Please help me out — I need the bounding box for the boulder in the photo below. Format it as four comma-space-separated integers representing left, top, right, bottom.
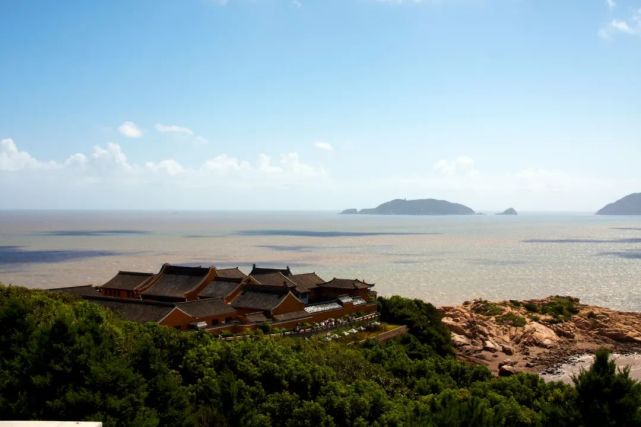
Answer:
601, 329, 641, 343
442, 317, 468, 336
484, 340, 500, 353
518, 322, 559, 348
499, 359, 515, 368
499, 365, 518, 377
451, 333, 472, 347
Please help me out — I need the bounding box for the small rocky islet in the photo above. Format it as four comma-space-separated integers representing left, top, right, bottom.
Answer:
497, 207, 518, 215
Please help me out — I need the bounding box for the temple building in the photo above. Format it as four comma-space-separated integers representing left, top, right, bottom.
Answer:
53, 263, 378, 334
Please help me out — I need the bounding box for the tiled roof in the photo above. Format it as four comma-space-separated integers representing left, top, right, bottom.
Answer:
50, 285, 101, 297
319, 278, 374, 290
290, 272, 325, 293
245, 312, 269, 323
251, 272, 297, 288
250, 264, 292, 276
84, 296, 174, 323
198, 280, 243, 299
215, 267, 247, 280
100, 271, 153, 290
231, 290, 289, 312
176, 298, 237, 318
141, 265, 213, 299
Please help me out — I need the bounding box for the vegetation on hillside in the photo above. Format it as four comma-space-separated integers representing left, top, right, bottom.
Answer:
1, 285, 640, 426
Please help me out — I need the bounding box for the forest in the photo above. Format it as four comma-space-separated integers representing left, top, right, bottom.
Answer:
1, 285, 640, 426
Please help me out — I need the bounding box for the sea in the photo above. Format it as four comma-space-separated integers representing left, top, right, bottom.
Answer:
1, 210, 641, 311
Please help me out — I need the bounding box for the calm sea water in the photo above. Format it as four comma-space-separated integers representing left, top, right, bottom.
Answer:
1, 210, 641, 311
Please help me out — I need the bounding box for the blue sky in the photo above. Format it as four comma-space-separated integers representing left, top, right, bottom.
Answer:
1, 0, 640, 211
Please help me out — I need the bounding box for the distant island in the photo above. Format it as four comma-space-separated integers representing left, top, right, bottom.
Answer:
341, 198, 475, 215
596, 193, 641, 215
497, 208, 518, 215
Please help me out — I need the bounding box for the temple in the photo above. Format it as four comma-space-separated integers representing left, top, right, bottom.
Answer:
53, 263, 378, 334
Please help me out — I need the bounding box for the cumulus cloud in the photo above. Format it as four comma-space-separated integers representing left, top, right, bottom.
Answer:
600, 8, 641, 38
606, 0, 616, 8
314, 141, 334, 152
434, 156, 477, 177
155, 123, 208, 144
2, 138, 324, 184
203, 154, 251, 174
155, 124, 194, 136
117, 121, 143, 138
91, 143, 132, 171
145, 159, 185, 176
0, 138, 58, 171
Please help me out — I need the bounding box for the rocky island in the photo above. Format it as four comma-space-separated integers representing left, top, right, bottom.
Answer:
440, 296, 641, 377
596, 193, 641, 215
342, 198, 475, 215
497, 208, 518, 215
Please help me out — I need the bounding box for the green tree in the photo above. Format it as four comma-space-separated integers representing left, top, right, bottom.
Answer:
573, 348, 641, 427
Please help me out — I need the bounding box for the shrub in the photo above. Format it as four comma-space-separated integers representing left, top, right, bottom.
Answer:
497, 312, 527, 327
472, 300, 505, 317
378, 295, 452, 356
540, 296, 579, 322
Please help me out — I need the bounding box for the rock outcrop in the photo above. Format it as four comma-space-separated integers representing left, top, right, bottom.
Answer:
440, 296, 641, 376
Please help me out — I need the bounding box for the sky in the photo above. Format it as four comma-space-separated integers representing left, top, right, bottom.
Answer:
1, 0, 640, 211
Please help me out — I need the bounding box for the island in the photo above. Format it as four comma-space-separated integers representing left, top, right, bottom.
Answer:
497, 208, 518, 215
342, 198, 475, 215
340, 208, 358, 214
596, 193, 641, 215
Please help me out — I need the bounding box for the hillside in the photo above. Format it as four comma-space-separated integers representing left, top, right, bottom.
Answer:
597, 193, 641, 215
2, 285, 641, 426
344, 198, 475, 215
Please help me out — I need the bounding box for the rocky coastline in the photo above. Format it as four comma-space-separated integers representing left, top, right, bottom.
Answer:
439, 296, 641, 378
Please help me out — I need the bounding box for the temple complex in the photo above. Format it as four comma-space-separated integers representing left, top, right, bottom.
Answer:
53, 263, 378, 334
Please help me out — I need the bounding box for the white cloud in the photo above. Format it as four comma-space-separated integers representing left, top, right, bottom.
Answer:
91, 143, 133, 171
145, 159, 185, 176
202, 154, 250, 174
117, 121, 143, 138
257, 154, 283, 174
314, 141, 334, 152
606, 0, 616, 9
279, 152, 321, 177
64, 153, 88, 168
600, 8, 641, 38
155, 124, 194, 136
0, 138, 58, 171
434, 156, 477, 177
